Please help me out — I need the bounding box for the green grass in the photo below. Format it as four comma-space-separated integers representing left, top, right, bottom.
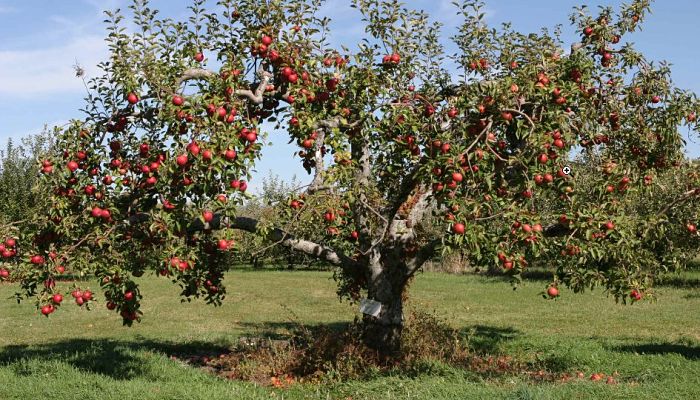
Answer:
0, 269, 698, 399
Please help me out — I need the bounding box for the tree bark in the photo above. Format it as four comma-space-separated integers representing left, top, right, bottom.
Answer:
361, 251, 408, 356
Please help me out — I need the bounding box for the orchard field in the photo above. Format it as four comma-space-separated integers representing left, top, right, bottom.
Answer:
0, 267, 697, 400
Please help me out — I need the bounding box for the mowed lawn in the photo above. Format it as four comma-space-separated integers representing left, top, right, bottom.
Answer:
0, 268, 698, 400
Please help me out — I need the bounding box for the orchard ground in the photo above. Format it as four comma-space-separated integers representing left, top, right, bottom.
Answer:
0, 267, 698, 400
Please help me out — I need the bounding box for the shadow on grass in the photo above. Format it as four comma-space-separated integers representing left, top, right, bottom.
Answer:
235, 320, 350, 340
611, 342, 700, 360
473, 268, 700, 289
655, 275, 700, 289
0, 322, 576, 382
230, 264, 334, 273
460, 325, 520, 354
0, 338, 229, 380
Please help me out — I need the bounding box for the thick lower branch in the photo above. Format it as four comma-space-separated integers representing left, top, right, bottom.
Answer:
385, 158, 426, 223
406, 238, 441, 276
129, 213, 357, 268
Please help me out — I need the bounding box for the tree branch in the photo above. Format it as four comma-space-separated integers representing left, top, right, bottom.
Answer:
658, 188, 700, 216
234, 69, 273, 104
388, 188, 432, 242
384, 157, 426, 223
501, 108, 535, 135
351, 137, 374, 256
128, 213, 358, 269
176, 67, 272, 105
307, 128, 326, 193
406, 238, 441, 277
218, 216, 356, 267
175, 68, 217, 86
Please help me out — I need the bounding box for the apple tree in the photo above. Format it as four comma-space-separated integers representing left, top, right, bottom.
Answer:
2, 0, 700, 354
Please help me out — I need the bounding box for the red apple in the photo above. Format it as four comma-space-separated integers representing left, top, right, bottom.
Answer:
547, 287, 559, 297
127, 92, 139, 104
187, 142, 200, 155
30, 255, 44, 265
452, 223, 466, 235
51, 293, 63, 304
176, 154, 188, 167
91, 207, 102, 218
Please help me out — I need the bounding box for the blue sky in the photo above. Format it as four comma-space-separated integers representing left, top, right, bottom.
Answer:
1, 0, 699, 193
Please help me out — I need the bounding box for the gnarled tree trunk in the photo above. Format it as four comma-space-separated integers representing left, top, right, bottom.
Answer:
360, 248, 413, 355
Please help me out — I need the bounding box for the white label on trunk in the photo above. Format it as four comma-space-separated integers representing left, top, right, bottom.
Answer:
359, 298, 382, 317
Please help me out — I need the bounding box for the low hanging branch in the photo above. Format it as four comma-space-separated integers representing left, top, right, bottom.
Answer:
206, 215, 358, 268
130, 211, 354, 281
128, 212, 358, 270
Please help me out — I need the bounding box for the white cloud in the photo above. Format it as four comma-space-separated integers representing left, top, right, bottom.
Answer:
0, 36, 107, 97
